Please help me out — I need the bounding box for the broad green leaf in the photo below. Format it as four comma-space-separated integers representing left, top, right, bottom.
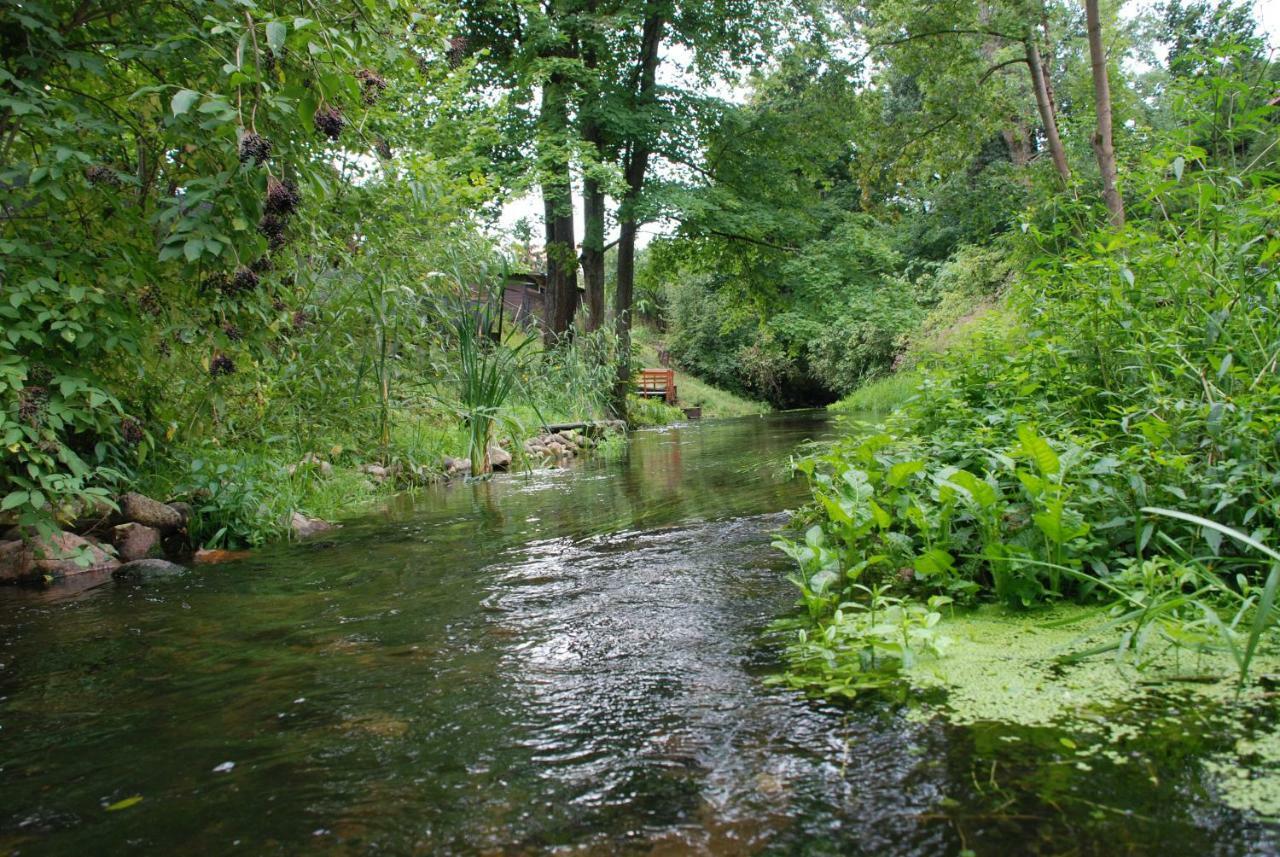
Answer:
947, 470, 997, 508
914, 549, 954, 577
887, 460, 923, 487
266, 21, 287, 51
1, 490, 30, 511
171, 89, 199, 116
1016, 425, 1059, 476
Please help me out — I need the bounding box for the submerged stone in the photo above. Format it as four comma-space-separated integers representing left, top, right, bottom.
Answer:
113, 558, 188, 580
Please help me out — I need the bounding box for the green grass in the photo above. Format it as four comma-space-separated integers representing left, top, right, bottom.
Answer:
632, 327, 769, 418
830, 372, 920, 416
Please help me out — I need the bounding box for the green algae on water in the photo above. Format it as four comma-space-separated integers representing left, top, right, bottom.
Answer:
892, 604, 1280, 818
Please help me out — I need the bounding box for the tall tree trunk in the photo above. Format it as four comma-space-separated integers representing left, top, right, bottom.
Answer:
611, 8, 665, 416
1026, 34, 1071, 185
579, 0, 607, 333
1001, 122, 1033, 168
539, 74, 579, 343
1085, 0, 1125, 227
581, 172, 606, 331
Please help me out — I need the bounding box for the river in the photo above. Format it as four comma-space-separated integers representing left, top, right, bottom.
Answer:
0, 411, 1275, 854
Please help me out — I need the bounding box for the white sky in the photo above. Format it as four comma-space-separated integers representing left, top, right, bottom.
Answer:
495, 0, 1279, 253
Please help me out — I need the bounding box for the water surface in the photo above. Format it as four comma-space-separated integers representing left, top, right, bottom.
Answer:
0, 411, 1275, 854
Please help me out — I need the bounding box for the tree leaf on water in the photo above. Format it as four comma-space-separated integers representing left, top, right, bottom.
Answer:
105, 795, 143, 811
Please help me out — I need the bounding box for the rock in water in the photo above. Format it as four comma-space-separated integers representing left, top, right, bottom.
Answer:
31, 531, 119, 577
487, 445, 513, 472
113, 558, 188, 581
113, 523, 161, 562
0, 540, 34, 583
119, 492, 182, 532
289, 512, 335, 539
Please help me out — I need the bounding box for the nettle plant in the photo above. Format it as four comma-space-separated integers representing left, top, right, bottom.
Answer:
0, 0, 458, 531
777, 424, 1104, 616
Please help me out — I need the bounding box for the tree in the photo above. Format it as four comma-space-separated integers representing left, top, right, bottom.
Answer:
1085, 0, 1124, 226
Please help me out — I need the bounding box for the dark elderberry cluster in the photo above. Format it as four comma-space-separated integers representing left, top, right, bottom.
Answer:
209, 354, 236, 377
120, 417, 145, 446
356, 69, 387, 105
238, 132, 272, 166
313, 105, 346, 140
265, 177, 300, 216
375, 138, 392, 160
259, 177, 301, 249
18, 386, 48, 428
85, 165, 120, 186
231, 266, 259, 295
447, 36, 468, 69
222, 322, 243, 342
137, 286, 162, 316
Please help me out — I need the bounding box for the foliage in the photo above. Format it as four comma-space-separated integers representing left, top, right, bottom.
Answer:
779, 58, 1280, 691
0, 0, 501, 535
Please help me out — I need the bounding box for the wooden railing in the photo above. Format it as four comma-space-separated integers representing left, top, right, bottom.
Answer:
637, 368, 677, 405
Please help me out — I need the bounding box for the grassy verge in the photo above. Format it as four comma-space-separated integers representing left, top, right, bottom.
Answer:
632, 327, 769, 418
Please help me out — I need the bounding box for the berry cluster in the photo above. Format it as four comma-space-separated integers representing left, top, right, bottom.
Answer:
356, 69, 387, 105
209, 354, 236, 377
18, 386, 47, 428
238, 132, 272, 166
85, 165, 119, 186
313, 105, 346, 140
120, 417, 145, 446
447, 36, 468, 69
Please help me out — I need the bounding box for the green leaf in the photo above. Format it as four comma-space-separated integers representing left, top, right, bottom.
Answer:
914, 549, 954, 577
171, 89, 199, 116
868, 498, 891, 529
1016, 425, 1059, 476
1, 490, 30, 511
266, 21, 287, 51
947, 470, 997, 508
887, 460, 923, 487
105, 795, 143, 812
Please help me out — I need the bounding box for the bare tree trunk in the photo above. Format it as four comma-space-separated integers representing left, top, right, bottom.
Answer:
1085, 0, 1125, 227
581, 174, 606, 331
539, 75, 579, 343
612, 7, 665, 417
579, 0, 607, 333
1026, 34, 1071, 184
1001, 121, 1033, 167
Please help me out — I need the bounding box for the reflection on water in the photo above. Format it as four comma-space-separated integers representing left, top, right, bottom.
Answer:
0, 412, 1276, 855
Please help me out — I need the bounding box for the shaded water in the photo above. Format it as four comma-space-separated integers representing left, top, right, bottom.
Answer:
0, 411, 1276, 855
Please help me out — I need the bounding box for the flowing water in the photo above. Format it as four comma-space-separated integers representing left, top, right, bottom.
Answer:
0, 411, 1276, 855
